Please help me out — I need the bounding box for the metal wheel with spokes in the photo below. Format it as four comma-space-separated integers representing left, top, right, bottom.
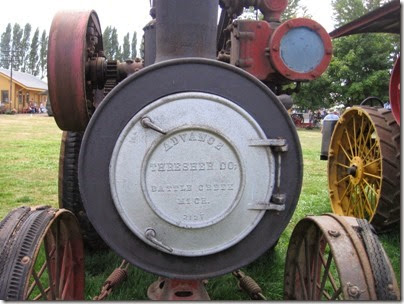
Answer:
284, 214, 399, 300
0, 206, 84, 300
328, 106, 400, 231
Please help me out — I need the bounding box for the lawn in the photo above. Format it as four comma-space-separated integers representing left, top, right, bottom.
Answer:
0, 114, 400, 300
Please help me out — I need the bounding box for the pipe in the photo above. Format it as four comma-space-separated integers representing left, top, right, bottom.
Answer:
155, 0, 218, 62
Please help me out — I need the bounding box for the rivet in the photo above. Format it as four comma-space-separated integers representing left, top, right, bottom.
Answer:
328, 230, 340, 237
346, 282, 363, 299
21, 256, 31, 265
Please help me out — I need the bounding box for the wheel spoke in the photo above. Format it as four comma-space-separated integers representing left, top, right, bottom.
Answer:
336, 162, 350, 169
331, 286, 343, 300
319, 251, 339, 293
319, 250, 333, 297
297, 262, 309, 300
363, 157, 381, 168
311, 230, 321, 299
317, 283, 332, 300
344, 129, 355, 157
44, 236, 56, 300
60, 240, 73, 299
363, 172, 381, 180
340, 182, 353, 206
353, 116, 357, 156
339, 143, 352, 162
360, 184, 374, 216
55, 219, 60, 299
363, 178, 378, 197
357, 115, 365, 158
304, 237, 312, 298
33, 287, 51, 301
363, 141, 377, 162
336, 174, 350, 184
32, 269, 48, 300
26, 260, 47, 298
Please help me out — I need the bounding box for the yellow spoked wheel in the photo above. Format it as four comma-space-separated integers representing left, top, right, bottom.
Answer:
328, 106, 400, 231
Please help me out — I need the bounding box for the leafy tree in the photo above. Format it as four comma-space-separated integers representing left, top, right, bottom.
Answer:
294, 0, 399, 109
11, 24, 23, 71
282, 0, 310, 20
27, 28, 39, 76
131, 31, 137, 58
122, 33, 130, 60
39, 30, 48, 79
0, 24, 12, 69
20, 23, 31, 72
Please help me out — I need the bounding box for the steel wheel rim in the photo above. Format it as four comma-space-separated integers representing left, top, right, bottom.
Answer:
23, 211, 84, 300
328, 107, 381, 221
284, 214, 378, 300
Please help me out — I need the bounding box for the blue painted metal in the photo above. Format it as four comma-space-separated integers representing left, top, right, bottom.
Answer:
280, 27, 325, 73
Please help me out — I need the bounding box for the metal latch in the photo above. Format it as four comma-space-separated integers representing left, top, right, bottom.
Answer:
249, 138, 288, 152
248, 194, 286, 211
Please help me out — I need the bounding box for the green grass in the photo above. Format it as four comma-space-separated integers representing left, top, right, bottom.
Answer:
0, 115, 400, 300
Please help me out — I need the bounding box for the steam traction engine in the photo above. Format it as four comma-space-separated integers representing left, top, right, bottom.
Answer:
0, 0, 399, 301
49, 0, 332, 279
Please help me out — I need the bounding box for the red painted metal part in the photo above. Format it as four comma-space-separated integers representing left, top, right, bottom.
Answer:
231, 20, 277, 82
147, 278, 210, 300
329, 0, 400, 38
48, 10, 103, 131
269, 18, 332, 81
390, 55, 400, 125
257, 0, 288, 22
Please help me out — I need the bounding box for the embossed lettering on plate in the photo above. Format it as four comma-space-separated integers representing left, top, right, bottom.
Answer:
142, 127, 244, 228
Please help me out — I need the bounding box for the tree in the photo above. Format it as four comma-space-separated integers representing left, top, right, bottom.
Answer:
0, 24, 12, 69
20, 23, 31, 72
131, 31, 137, 58
103, 26, 121, 60
294, 0, 399, 109
282, 0, 310, 20
103, 26, 112, 58
111, 28, 121, 60
11, 24, 23, 71
122, 33, 130, 60
39, 30, 48, 79
27, 28, 39, 76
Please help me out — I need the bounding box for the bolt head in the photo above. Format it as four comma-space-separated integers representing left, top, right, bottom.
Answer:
21, 256, 31, 265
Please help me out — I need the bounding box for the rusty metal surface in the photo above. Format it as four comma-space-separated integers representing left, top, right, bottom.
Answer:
329, 0, 400, 38
48, 10, 103, 131
284, 214, 377, 300
155, 0, 218, 62
147, 278, 210, 300
78, 58, 303, 279
0, 206, 84, 300
390, 55, 400, 125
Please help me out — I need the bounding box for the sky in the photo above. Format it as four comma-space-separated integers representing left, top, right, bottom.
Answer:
0, 0, 335, 47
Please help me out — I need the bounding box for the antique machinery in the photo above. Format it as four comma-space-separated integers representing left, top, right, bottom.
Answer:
327, 0, 400, 231
78, 0, 305, 279
51, 0, 333, 280
284, 214, 400, 300
0, 0, 400, 300
1, 0, 337, 300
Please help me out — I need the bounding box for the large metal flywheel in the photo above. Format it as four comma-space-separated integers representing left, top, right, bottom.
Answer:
78, 58, 303, 279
